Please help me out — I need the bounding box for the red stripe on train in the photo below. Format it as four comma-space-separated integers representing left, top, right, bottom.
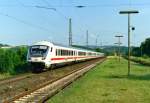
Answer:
51, 56, 96, 61
51, 58, 65, 60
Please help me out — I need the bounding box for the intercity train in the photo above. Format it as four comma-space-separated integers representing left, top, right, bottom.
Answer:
27, 41, 104, 72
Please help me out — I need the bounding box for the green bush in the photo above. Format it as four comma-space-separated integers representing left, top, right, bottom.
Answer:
124, 56, 150, 66
0, 47, 30, 75
142, 54, 149, 59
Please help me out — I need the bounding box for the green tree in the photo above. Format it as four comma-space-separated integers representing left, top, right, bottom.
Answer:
131, 47, 141, 57
95, 48, 102, 52
140, 38, 150, 56
0, 47, 29, 74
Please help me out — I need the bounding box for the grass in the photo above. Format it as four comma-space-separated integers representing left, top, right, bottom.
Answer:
128, 56, 150, 66
0, 73, 11, 80
47, 57, 150, 103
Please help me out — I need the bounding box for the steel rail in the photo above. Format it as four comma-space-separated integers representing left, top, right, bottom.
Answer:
3, 57, 106, 103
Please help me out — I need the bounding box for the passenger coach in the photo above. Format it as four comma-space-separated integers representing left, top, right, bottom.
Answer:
27, 41, 104, 72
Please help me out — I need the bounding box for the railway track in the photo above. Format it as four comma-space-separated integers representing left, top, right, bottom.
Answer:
0, 73, 35, 86
1, 58, 105, 103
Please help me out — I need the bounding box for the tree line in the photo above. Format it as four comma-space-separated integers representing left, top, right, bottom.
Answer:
0, 37, 149, 75
0, 47, 30, 74
132, 37, 150, 57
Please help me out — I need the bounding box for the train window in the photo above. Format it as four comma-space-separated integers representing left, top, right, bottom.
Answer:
61, 49, 67, 56
57, 49, 59, 56
30, 45, 48, 57
62, 50, 64, 56
60, 49, 62, 56
78, 52, 82, 56
66, 50, 68, 56
78, 51, 85, 56
64, 50, 66, 56
63, 50, 64, 56
68, 50, 70, 56
61, 50, 62, 56
56, 49, 57, 56
59, 49, 61, 56
68, 51, 69, 56
63, 50, 65, 56
51, 47, 53, 52
65, 50, 67, 56
78, 52, 80, 56
67, 50, 69, 56
73, 51, 75, 56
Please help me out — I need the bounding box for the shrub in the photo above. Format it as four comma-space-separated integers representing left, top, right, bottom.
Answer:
124, 56, 150, 66
0, 47, 30, 75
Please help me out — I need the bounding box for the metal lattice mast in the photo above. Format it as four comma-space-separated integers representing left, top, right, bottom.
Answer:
69, 18, 72, 46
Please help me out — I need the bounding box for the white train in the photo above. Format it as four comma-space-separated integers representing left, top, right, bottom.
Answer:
27, 41, 104, 72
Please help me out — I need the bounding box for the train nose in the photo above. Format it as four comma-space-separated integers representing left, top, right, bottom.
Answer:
31, 57, 43, 62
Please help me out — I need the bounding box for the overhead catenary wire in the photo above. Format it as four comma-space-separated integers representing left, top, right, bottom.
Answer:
40, 0, 72, 45
0, 11, 53, 33
16, 0, 60, 36
41, 0, 68, 20
1, 2, 150, 8
34, 5, 56, 11
17, 0, 57, 11
22, 0, 127, 46
72, 7, 98, 45
15, 0, 69, 45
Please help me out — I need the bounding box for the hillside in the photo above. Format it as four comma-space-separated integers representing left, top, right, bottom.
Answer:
0, 43, 10, 47
72, 44, 128, 56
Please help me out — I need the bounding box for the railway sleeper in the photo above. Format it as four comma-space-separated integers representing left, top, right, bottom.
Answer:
13, 59, 104, 103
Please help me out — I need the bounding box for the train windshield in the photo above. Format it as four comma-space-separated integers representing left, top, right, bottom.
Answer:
30, 45, 49, 57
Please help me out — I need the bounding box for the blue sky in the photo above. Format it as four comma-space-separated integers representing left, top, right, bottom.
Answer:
0, 0, 150, 46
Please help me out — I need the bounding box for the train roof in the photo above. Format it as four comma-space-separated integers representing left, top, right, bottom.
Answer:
32, 41, 54, 46
53, 42, 100, 53
32, 41, 103, 53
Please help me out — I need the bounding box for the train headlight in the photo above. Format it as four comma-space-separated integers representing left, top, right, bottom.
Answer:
42, 57, 46, 60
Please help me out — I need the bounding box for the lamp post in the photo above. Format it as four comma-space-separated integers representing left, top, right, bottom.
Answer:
119, 10, 139, 76
115, 35, 123, 62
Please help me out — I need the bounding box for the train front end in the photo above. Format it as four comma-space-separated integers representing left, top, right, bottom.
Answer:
27, 41, 52, 72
